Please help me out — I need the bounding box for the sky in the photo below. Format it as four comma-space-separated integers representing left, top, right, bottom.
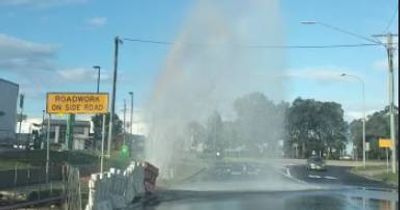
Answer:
0, 0, 398, 124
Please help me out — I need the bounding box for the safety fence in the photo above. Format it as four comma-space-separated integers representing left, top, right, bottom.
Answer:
85, 161, 158, 210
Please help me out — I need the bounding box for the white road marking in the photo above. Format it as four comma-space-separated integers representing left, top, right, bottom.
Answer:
278, 167, 309, 185
286, 167, 291, 177
308, 174, 322, 179
324, 176, 338, 180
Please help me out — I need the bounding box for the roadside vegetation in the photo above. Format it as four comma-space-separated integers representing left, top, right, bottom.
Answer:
0, 149, 132, 172
351, 165, 398, 186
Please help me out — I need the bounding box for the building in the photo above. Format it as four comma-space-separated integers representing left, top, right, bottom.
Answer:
42, 119, 91, 151
0, 78, 19, 145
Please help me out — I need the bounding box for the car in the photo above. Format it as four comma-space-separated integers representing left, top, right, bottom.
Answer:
229, 163, 245, 176
306, 156, 327, 171
244, 163, 261, 176
339, 155, 352, 160
214, 162, 231, 176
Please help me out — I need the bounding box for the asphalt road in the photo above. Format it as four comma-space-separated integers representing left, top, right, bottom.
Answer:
287, 164, 396, 189
127, 162, 398, 210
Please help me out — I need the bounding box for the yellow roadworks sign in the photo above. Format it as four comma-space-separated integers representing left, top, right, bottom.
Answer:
379, 138, 392, 148
46, 92, 109, 114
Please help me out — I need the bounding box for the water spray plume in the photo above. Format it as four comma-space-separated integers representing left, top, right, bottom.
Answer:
145, 0, 288, 188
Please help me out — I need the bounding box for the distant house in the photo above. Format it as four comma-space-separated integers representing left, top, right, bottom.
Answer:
42, 119, 91, 151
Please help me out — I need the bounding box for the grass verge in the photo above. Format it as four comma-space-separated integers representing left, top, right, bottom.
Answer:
351, 165, 398, 187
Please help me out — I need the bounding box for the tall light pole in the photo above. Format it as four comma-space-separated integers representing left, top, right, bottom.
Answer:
41, 110, 45, 149
93, 65, 101, 93
107, 36, 123, 157
46, 114, 51, 183
129, 92, 134, 136
341, 73, 366, 168
93, 65, 107, 173
123, 99, 127, 145
18, 94, 24, 143
301, 20, 398, 173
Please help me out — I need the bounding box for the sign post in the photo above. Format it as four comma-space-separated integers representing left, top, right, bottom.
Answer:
46, 92, 109, 173
379, 138, 392, 173
65, 114, 75, 150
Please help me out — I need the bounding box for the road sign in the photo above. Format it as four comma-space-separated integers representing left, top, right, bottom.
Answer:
365, 142, 370, 151
46, 92, 109, 114
379, 138, 392, 148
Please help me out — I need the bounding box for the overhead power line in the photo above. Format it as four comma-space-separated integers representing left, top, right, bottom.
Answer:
383, 3, 398, 33
122, 38, 394, 49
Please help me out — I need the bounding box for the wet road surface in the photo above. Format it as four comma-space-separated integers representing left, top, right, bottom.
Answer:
287, 164, 396, 189
128, 162, 398, 210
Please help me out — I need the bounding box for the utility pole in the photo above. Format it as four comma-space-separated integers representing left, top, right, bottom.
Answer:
129, 92, 134, 136
373, 33, 398, 173
123, 99, 127, 145
129, 92, 134, 158
41, 110, 45, 149
18, 94, 24, 143
46, 114, 51, 183
107, 36, 123, 157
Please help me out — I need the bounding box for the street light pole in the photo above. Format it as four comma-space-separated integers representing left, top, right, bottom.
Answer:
107, 36, 123, 157
41, 110, 45, 149
129, 92, 134, 136
300, 21, 382, 45
341, 73, 366, 168
123, 99, 127, 145
46, 114, 51, 183
18, 94, 24, 143
93, 65, 107, 173
93, 65, 101, 93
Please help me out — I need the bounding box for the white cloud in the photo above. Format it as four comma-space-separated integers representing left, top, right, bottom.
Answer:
57, 67, 110, 83
344, 105, 385, 122
86, 17, 108, 28
0, 0, 87, 7
0, 33, 57, 72
286, 67, 353, 82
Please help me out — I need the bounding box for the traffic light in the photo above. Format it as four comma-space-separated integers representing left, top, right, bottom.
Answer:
120, 144, 129, 159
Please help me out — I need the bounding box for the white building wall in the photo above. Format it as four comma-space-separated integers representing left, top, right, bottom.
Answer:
54, 126, 60, 143
0, 78, 19, 143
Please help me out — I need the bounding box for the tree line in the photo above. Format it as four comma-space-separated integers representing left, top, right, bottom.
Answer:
90, 91, 398, 160
181, 92, 398, 160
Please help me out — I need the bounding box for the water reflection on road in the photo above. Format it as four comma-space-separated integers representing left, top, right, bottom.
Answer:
128, 187, 397, 210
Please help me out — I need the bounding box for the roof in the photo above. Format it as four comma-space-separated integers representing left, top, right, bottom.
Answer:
0, 78, 19, 88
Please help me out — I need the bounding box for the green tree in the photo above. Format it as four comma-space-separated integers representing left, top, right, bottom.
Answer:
233, 92, 286, 156
205, 111, 223, 153
185, 120, 207, 147
221, 121, 241, 149
287, 98, 347, 159
350, 106, 398, 160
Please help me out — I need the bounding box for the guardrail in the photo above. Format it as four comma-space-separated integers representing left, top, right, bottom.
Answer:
85, 161, 158, 210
